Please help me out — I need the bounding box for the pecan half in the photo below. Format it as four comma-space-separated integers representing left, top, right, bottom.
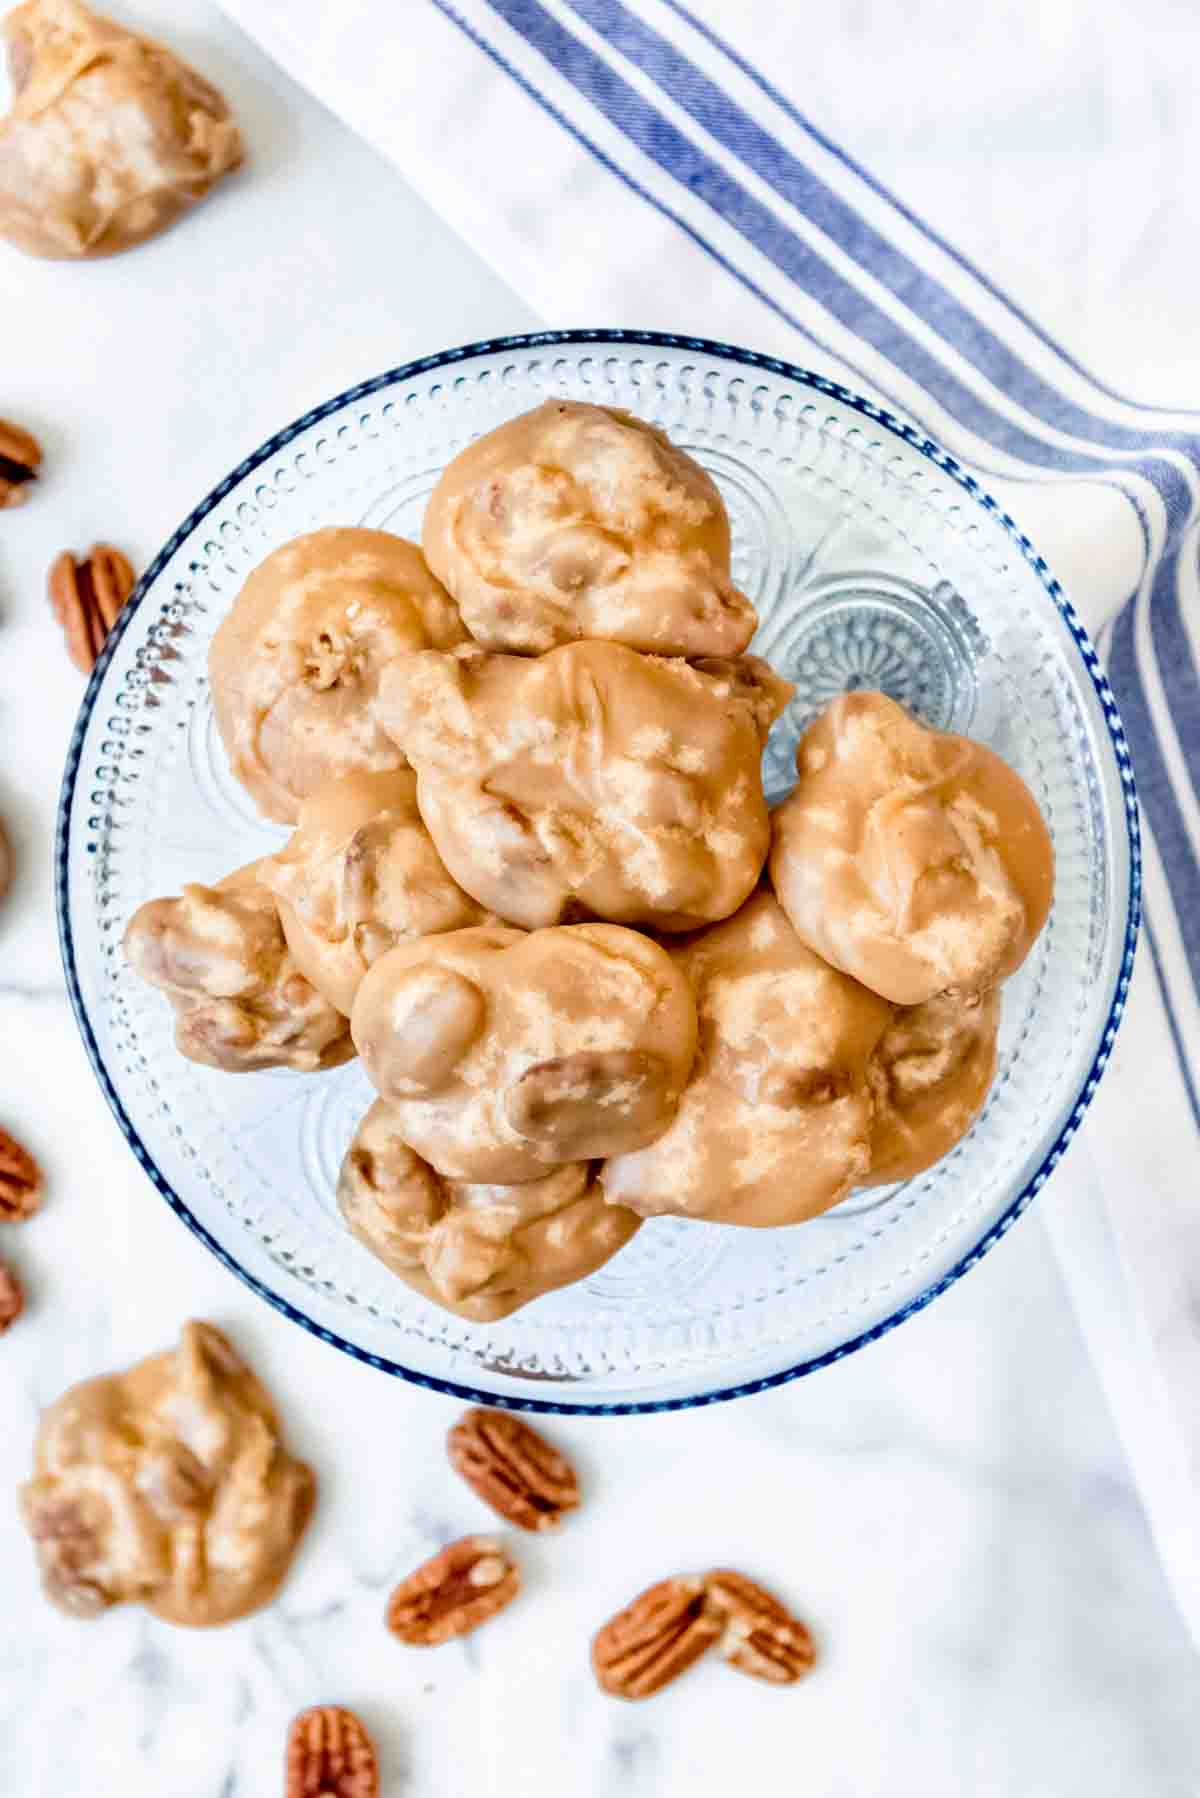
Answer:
0, 1129, 42, 1220
23, 1495, 110, 1617
592, 1576, 722, 1700
0, 1260, 23, 1332
286, 1705, 378, 1798
448, 1408, 580, 1533
504, 1049, 669, 1157
136, 1443, 212, 1522
47, 544, 136, 673
0, 417, 40, 508
385, 1536, 520, 1645
705, 1570, 817, 1684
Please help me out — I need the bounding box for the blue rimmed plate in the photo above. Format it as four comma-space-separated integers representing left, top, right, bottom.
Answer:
56, 331, 1139, 1413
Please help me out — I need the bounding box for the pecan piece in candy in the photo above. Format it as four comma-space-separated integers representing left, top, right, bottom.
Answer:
22, 1495, 110, 1618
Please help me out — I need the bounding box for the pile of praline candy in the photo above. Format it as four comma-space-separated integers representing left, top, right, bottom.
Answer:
125, 402, 1053, 1320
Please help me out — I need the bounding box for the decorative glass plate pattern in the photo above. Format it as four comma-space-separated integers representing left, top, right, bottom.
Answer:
57, 332, 1140, 1413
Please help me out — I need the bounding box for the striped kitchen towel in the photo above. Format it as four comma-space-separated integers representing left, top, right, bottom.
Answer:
220, 0, 1200, 1641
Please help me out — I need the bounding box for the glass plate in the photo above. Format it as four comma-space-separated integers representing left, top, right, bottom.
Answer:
57, 331, 1140, 1413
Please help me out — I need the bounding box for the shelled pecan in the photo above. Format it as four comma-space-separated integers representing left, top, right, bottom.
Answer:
592, 1576, 722, 1700
0, 418, 40, 507
285, 1705, 378, 1798
0, 1129, 42, 1220
0, 1260, 23, 1332
385, 1536, 520, 1645
448, 1408, 580, 1532
705, 1570, 817, 1684
47, 543, 136, 672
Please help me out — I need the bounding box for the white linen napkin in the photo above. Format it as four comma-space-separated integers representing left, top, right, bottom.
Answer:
219, 0, 1200, 1644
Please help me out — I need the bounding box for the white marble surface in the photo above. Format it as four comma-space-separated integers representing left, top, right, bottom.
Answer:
2, 5, 1200, 1794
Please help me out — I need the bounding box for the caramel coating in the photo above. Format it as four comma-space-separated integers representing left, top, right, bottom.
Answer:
260, 770, 485, 1016
423, 400, 757, 657
338, 1099, 641, 1321
123, 862, 353, 1073
20, 1322, 314, 1626
351, 924, 698, 1183
603, 890, 893, 1227
865, 987, 1000, 1185
209, 529, 466, 824
380, 642, 791, 932
0, 0, 242, 260
769, 691, 1054, 1005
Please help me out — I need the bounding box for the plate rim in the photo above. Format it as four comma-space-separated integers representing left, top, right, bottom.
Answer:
54, 327, 1142, 1415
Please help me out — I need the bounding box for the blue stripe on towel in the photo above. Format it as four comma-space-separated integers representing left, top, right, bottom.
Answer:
565, 0, 1200, 460
425, 0, 1076, 470
430, 0, 1190, 552
1108, 565, 1200, 1005
479, 0, 1194, 521
1144, 916, 1200, 1135
427, 0, 910, 373
1148, 541, 1200, 799
660, 0, 1200, 423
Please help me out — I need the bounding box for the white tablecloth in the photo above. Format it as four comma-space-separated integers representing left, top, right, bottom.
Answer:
2, 8, 1199, 1793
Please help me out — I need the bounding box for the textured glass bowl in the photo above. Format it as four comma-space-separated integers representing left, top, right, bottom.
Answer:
57, 332, 1140, 1413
